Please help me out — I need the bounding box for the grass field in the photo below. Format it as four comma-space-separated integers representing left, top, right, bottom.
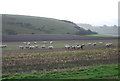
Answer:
84, 34, 119, 37
2, 39, 119, 80
2, 64, 119, 79
2, 39, 118, 51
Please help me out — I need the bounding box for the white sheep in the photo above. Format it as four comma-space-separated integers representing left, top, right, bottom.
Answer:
48, 45, 54, 49
105, 43, 112, 47
80, 44, 85, 50
64, 44, 70, 49
50, 41, 53, 44
34, 42, 37, 44
71, 46, 76, 49
0, 45, 7, 48
87, 43, 92, 45
23, 42, 27, 45
27, 42, 31, 45
92, 43, 97, 46
34, 45, 39, 48
19, 46, 24, 49
43, 41, 47, 44
29, 46, 35, 49
75, 45, 81, 49
41, 45, 46, 48
99, 42, 103, 44
81, 44, 85, 46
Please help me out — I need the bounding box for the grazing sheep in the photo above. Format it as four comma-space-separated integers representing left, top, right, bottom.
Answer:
75, 45, 81, 49
105, 43, 112, 47
34, 42, 37, 44
80, 44, 85, 50
48, 45, 54, 49
81, 44, 85, 46
50, 41, 53, 44
43, 41, 47, 44
34, 45, 39, 48
41, 45, 46, 48
23, 42, 27, 44
19, 46, 24, 49
99, 42, 103, 44
27, 42, 31, 45
25, 46, 30, 49
92, 43, 97, 46
29, 46, 35, 49
64, 44, 70, 49
87, 43, 92, 45
0, 45, 7, 48
71, 46, 76, 49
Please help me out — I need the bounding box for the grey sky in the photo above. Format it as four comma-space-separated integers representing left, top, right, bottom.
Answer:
1, 0, 119, 26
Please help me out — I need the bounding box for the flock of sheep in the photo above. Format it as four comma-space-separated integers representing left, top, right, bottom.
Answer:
0, 41, 113, 50
64, 42, 113, 50
18, 41, 54, 49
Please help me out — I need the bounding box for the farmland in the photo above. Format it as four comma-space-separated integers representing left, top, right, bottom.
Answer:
2, 36, 119, 80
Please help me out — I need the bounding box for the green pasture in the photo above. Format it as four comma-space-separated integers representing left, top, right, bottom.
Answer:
84, 34, 119, 37
3, 14, 78, 35
2, 64, 119, 79
2, 39, 118, 51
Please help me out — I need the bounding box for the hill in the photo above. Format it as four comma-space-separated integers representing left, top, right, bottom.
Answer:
77, 23, 119, 36
2, 14, 97, 35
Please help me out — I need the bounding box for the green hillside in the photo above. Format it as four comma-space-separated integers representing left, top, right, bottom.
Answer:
2, 14, 97, 35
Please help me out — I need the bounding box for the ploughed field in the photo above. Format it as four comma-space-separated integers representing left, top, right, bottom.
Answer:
2, 38, 119, 79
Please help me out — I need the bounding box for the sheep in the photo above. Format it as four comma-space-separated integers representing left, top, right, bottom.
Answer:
71, 46, 76, 49
41, 45, 46, 48
27, 42, 31, 45
99, 42, 103, 44
75, 45, 81, 49
19, 46, 24, 49
80, 44, 85, 50
29, 46, 35, 49
64, 44, 70, 49
43, 41, 47, 44
25, 46, 30, 49
48, 45, 54, 49
81, 44, 85, 46
0, 45, 7, 48
50, 41, 53, 44
23, 42, 27, 45
105, 43, 112, 47
34, 42, 37, 44
87, 43, 92, 45
92, 43, 97, 46
34, 45, 39, 48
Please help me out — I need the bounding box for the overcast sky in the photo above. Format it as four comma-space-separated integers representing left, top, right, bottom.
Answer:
0, 0, 119, 26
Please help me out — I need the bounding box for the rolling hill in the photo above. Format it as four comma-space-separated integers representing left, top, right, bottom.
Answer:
2, 14, 97, 35
77, 23, 119, 36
